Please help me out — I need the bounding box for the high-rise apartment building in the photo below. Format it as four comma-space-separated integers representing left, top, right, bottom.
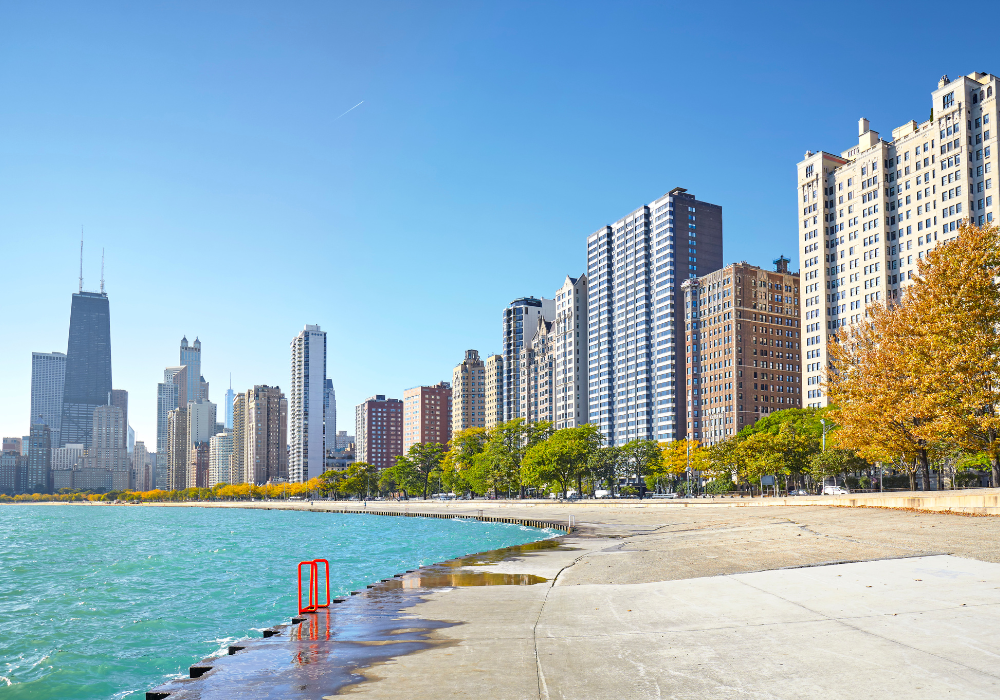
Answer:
0, 450, 22, 494
798, 72, 1000, 407
485, 354, 504, 428
682, 260, 802, 445
30, 351, 66, 445
133, 440, 153, 491
289, 324, 327, 483
503, 297, 554, 422
166, 408, 188, 491
518, 316, 553, 424
403, 382, 452, 452
355, 395, 403, 468
452, 350, 487, 434
324, 379, 336, 448
208, 430, 232, 487
187, 441, 210, 489
231, 385, 288, 484
333, 430, 354, 450
60, 291, 112, 448
52, 443, 84, 471
552, 275, 588, 429
91, 405, 128, 472
586, 187, 723, 445
156, 366, 186, 454
23, 422, 52, 493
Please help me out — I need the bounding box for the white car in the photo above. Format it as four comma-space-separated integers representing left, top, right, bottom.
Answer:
822, 485, 849, 495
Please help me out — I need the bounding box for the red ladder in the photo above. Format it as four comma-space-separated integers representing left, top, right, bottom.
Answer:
297, 559, 330, 614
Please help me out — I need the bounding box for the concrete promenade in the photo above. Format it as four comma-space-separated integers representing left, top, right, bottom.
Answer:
143, 494, 1000, 698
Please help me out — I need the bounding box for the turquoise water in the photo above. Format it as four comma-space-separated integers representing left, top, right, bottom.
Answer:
0, 504, 552, 699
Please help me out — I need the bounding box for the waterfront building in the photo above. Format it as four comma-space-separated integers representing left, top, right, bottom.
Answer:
355, 395, 403, 469
133, 440, 153, 491
23, 422, 52, 493
231, 385, 288, 484
156, 366, 186, 454
75, 468, 112, 492
289, 324, 327, 483
517, 315, 554, 424
91, 405, 129, 487
187, 441, 209, 489
166, 408, 187, 491
52, 469, 74, 490
503, 297, 554, 422
30, 351, 66, 445
0, 451, 23, 494
60, 290, 112, 448
484, 354, 504, 428
403, 382, 452, 452
586, 187, 724, 445
208, 431, 232, 487
324, 379, 336, 448
798, 72, 1000, 407
52, 443, 84, 471
452, 350, 487, 434
682, 259, 802, 446
552, 275, 589, 429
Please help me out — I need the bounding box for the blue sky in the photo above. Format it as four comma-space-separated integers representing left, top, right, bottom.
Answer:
1, 1, 995, 445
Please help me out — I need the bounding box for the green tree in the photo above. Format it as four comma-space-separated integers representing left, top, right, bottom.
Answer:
394, 443, 446, 499
522, 428, 589, 498
443, 428, 488, 496
621, 440, 662, 498
337, 462, 379, 499
809, 448, 869, 487
479, 419, 553, 497
588, 445, 624, 496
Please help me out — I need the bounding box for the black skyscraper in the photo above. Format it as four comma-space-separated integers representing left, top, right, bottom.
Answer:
59, 291, 112, 448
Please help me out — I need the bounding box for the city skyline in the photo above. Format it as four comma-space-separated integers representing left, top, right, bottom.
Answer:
1, 2, 990, 448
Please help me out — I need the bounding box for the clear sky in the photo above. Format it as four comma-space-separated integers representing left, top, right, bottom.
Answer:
1, 1, 995, 447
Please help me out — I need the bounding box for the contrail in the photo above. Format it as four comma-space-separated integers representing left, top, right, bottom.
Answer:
335, 101, 364, 120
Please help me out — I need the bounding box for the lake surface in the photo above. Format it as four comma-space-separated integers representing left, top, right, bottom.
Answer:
0, 504, 553, 699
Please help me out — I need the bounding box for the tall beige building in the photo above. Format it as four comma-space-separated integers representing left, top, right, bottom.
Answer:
403, 382, 452, 452
231, 386, 288, 484
799, 72, 999, 407
452, 351, 486, 434
484, 354, 503, 428
166, 407, 188, 490
552, 274, 588, 429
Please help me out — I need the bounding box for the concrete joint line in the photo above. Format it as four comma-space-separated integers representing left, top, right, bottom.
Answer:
730, 569, 1000, 682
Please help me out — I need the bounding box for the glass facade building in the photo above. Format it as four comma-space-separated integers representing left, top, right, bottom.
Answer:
59, 291, 112, 448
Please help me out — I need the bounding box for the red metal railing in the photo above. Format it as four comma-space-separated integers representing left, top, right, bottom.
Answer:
297, 559, 330, 614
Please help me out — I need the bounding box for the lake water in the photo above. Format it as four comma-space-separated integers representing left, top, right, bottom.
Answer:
0, 504, 553, 699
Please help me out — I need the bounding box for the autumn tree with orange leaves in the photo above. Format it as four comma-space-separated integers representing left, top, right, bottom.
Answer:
827, 221, 1000, 489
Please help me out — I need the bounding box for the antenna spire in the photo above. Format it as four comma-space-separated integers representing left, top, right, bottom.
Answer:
100, 248, 105, 294
79, 228, 84, 293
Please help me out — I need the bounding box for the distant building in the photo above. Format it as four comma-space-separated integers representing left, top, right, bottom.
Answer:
60, 290, 112, 448
156, 366, 186, 454
552, 275, 589, 430
188, 441, 210, 489
75, 468, 112, 492
30, 351, 66, 445
355, 395, 403, 469
23, 422, 52, 493
403, 382, 452, 452
324, 379, 336, 450
503, 297, 554, 422
518, 315, 553, 424
682, 259, 802, 445
224, 383, 235, 430
452, 350, 486, 434
333, 431, 354, 450
484, 354, 504, 428
2, 438, 22, 455
231, 385, 288, 484
133, 440, 153, 491
52, 444, 84, 471
109, 389, 128, 434
325, 445, 355, 472
289, 324, 327, 483
52, 469, 74, 490
0, 451, 23, 494
166, 408, 188, 491
91, 406, 128, 478
179, 336, 205, 403
208, 431, 232, 487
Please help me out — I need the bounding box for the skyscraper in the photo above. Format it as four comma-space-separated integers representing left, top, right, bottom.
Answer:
23, 422, 52, 493
109, 389, 128, 433
224, 378, 235, 430
133, 440, 153, 491
231, 385, 288, 484
503, 297, 554, 422
30, 352, 66, 445
289, 325, 327, 483
208, 430, 232, 487
552, 275, 589, 429
60, 291, 112, 448
484, 354, 504, 428
157, 366, 186, 454
797, 72, 999, 407
91, 405, 129, 474
403, 382, 452, 452
586, 187, 723, 445
452, 350, 486, 434
324, 379, 336, 450
355, 395, 403, 469
166, 408, 187, 491
179, 337, 204, 403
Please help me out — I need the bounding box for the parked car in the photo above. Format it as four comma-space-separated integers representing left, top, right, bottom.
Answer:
822, 485, 849, 495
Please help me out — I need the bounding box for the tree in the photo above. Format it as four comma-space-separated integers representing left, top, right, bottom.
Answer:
478, 419, 553, 497
395, 443, 446, 499
522, 428, 589, 498
620, 440, 662, 498
588, 445, 624, 496
443, 428, 488, 495
337, 462, 379, 499
809, 448, 869, 488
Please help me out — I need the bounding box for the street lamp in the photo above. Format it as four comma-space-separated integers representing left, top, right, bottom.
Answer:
820, 418, 827, 452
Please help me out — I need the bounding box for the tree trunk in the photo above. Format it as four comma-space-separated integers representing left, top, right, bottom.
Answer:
918, 449, 931, 491
908, 459, 917, 491
991, 454, 1000, 490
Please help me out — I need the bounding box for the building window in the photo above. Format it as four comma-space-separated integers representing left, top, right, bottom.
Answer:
943, 91, 955, 109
